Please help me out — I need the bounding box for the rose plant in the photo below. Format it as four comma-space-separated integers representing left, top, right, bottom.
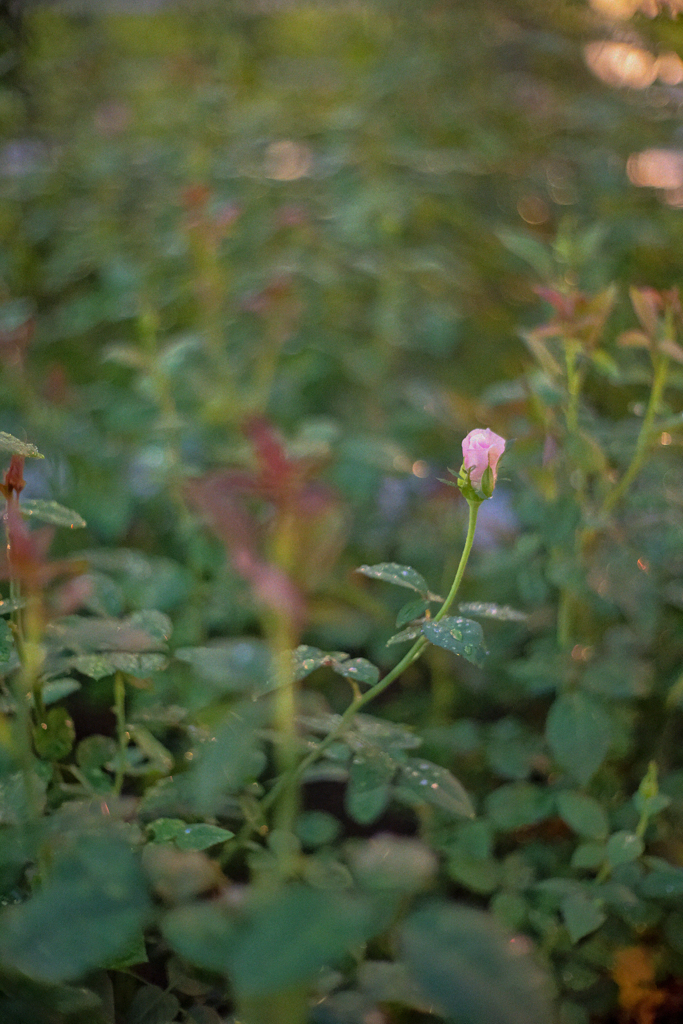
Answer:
2, 5, 683, 1023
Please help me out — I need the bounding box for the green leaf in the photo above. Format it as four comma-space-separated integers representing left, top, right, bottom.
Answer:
356, 562, 430, 597
126, 610, 172, 644
0, 768, 48, 824
497, 228, 554, 279
0, 835, 149, 982
422, 616, 487, 667
348, 835, 437, 893
71, 652, 168, 680
386, 624, 422, 645
191, 702, 266, 815
556, 791, 609, 841
571, 843, 606, 871
20, 500, 86, 529
298, 711, 421, 756
271, 647, 379, 690
70, 653, 120, 681
163, 884, 379, 997
640, 865, 683, 898
485, 783, 554, 831
125, 985, 180, 1024
458, 602, 528, 622
76, 735, 117, 770
175, 640, 271, 694
345, 752, 395, 824
490, 892, 528, 931
147, 818, 187, 843
358, 960, 435, 1015
0, 598, 25, 617
33, 707, 75, 761
126, 726, 173, 774
106, 929, 148, 970
0, 433, 43, 459
186, 1009, 223, 1024
174, 823, 235, 851
40, 678, 81, 706
546, 693, 612, 786
560, 892, 606, 944
606, 831, 644, 866
295, 811, 341, 848
396, 597, 429, 629
396, 758, 474, 818
288, 645, 344, 682
333, 657, 379, 687
401, 901, 553, 1024
448, 851, 502, 895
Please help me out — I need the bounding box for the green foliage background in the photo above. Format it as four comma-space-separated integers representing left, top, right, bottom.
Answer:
2, 2, 683, 1023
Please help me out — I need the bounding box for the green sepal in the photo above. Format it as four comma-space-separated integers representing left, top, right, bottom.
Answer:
481, 465, 494, 499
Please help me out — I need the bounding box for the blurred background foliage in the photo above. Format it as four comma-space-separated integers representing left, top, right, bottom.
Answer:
3, 1, 683, 1022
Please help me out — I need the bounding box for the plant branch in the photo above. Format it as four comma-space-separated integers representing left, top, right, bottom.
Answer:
261, 499, 481, 814
602, 353, 669, 517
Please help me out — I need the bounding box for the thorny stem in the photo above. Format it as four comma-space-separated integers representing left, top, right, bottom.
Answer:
261, 499, 481, 815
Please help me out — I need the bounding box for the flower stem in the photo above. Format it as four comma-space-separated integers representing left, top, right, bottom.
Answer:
261, 499, 481, 813
434, 499, 480, 623
564, 340, 583, 435
602, 353, 669, 517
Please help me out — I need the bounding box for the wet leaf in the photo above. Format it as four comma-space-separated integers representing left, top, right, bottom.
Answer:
333, 658, 379, 687
396, 758, 474, 818
345, 751, 395, 824
356, 563, 430, 597
21, 500, 86, 529
0, 433, 43, 459
126, 610, 172, 644
40, 677, 81, 705
148, 819, 234, 851
422, 616, 487, 667
386, 624, 422, 645
71, 652, 168, 680
458, 602, 527, 622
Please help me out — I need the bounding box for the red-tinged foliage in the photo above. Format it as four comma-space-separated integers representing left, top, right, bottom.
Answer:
233, 548, 306, 628
1, 503, 85, 594
0, 456, 25, 500
185, 418, 341, 624
532, 285, 616, 350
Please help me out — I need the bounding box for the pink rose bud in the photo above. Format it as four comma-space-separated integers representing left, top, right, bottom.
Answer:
461, 428, 506, 496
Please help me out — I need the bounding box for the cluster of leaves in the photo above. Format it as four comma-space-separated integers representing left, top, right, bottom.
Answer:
2, 2, 683, 1024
